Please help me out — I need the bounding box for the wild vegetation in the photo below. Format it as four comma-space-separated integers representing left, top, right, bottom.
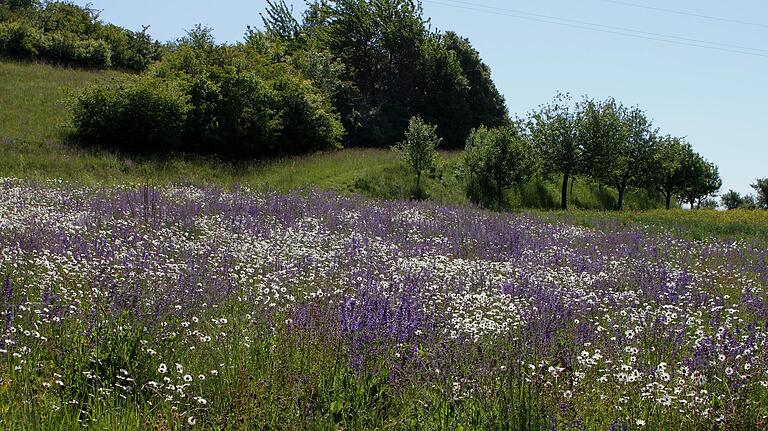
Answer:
0, 0, 160, 70
2, 2, 768, 430
2, 180, 768, 430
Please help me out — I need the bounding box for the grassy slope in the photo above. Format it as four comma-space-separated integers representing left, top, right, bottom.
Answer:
0, 59, 662, 211
0, 58, 727, 218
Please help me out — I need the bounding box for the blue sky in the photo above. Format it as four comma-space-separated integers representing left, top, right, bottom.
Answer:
82, 0, 767, 196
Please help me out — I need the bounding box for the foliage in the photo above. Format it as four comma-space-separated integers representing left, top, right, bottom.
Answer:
183, 67, 343, 158
264, 0, 509, 149
464, 125, 538, 209
583, 101, 656, 210
721, 190, 743, 210
0, 19, 46, 56
647, 136, 689, 209
751, 178, 768, 209
527, 92, 583, 210
152, 29, 344, 158
679, 151, 722, 209
44, 30, 112, 67
392, 116, 441, 196
721, 189, 757, 210
0, 1, 160, 71
72, 77, 188, 153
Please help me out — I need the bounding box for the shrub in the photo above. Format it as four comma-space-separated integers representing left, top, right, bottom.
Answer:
0, 19, 46, 57
98, 24, 160, 71
464, 125, 538, 209
183, 67, 343, 158
0, 2, 159, 71
269, 74, 344, 155
392, 116, 441, 194
72, 78, 188, 153
43, 31, 112, 67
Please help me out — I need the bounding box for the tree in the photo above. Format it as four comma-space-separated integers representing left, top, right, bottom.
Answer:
680, 152, 721, 209
464, 125, 538, 209
428, 31, 509, 147
260, 0, 302, 43
291, 0, 508, 148
751, 178, 768, 209
721, 190, 744, 210
578, 98, 651, 210
393, 116, 441, 196
528, 93, 582, 210
742, 194, 758, 210
647, 136, 688, 210
2, 0, 39, 12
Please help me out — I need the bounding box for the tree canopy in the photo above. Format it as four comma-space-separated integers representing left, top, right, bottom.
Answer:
259, 0, 509, 149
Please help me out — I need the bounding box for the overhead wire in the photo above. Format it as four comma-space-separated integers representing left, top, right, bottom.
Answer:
422, 0, 768, 59
594, 0, 768, 30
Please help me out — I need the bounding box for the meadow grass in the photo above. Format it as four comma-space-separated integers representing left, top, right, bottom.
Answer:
2, 182, 767, 430
542, 208, 768, 243
3, 59, 768, 431
0, 59, 132, 143
0, 58, 661, 212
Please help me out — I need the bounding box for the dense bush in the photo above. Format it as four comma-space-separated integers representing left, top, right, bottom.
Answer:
0, 1, 160, 71
72, 78, 188, 153
0, 19, 46, 56
184, 68, 343, 157
72, 34, 344, 159
464, 125, 538, 209
44, 31, 111, 67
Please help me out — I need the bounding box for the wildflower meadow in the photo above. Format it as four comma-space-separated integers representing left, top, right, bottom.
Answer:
1, 178, 767, 429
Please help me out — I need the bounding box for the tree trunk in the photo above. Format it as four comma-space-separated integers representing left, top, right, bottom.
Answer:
665, 192, 672, 210
497, 184, 503, 210
561, 172, 569, 211
617, 186, 625, 211
416, 171, 421, 193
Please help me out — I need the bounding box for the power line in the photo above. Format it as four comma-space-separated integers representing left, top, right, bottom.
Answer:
423, 0, 768, 59
595, 0, 768, 30
427, 0, 768, 54
431, 0, 768, 54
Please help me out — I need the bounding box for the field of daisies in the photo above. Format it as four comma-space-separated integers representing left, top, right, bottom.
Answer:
1, 178, 767, 430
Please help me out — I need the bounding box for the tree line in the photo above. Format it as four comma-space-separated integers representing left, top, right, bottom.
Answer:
396, 93, 726, 211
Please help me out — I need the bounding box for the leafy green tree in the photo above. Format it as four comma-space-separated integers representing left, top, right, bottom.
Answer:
1, 0, 39, 13
742, 194, 758, 210
260, 0, 302, 43
699, 198, 719, 210
721, 190, 745, 210
680, 152, 722, 209
278, 0, 508, 148
528, 93, 582, 210
647, 136, 688, 209
393, 116, 441, 195
752, 178, 768, 209
464, 125, 538, 209
425, 31, 509, 147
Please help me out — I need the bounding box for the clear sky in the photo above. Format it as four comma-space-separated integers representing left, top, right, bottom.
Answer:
80, 0, 767, 196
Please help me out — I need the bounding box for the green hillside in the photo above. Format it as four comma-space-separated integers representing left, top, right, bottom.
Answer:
0, 59, 660, 210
